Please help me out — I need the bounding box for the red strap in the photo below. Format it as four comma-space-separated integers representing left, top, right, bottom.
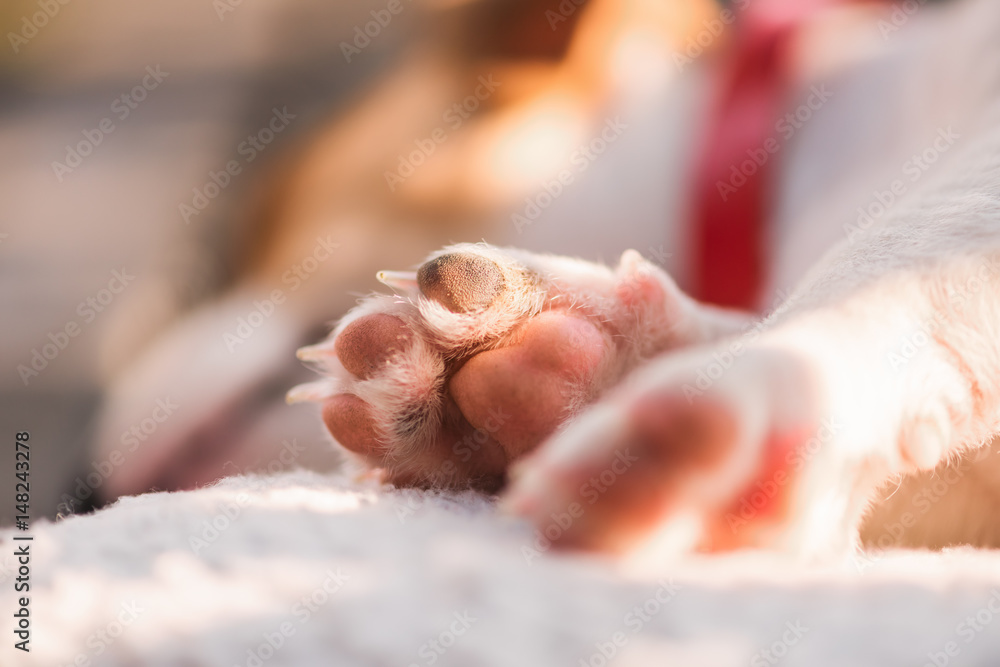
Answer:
691, 1, 840, 309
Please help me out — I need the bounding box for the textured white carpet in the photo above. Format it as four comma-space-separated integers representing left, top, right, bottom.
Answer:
3, 471, 1000, 667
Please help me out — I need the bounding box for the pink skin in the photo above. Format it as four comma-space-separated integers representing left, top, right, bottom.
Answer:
322, 309, 609, 489
450, 313, 606, 459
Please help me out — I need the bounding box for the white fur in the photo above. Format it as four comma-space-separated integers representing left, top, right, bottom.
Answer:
4, 471, 1000, 666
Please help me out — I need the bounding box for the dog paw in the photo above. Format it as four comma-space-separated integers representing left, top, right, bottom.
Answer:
500, 343, 852, 555
290, 243, 742, 491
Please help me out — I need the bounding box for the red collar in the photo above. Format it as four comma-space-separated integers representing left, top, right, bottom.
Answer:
691, 0, 846, 309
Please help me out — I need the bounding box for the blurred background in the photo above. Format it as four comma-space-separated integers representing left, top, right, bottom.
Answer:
0, 0, 433, 524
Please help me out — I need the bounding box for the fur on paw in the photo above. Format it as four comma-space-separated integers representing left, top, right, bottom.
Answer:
289, 242, 697, 491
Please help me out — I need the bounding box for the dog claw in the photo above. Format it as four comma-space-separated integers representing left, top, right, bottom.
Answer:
376, 270, 419, 291
286, 380, 337, 404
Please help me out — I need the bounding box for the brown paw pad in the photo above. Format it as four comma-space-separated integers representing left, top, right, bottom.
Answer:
417, 253, 505, 313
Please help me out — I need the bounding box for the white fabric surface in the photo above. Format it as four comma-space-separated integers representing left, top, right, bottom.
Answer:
3, 470, 1000, 667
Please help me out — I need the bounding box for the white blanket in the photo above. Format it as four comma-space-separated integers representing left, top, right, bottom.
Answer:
3, 471, 1000, 667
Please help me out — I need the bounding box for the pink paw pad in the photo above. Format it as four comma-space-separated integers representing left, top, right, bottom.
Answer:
335, 313, 412, 379
451, 312, 608, 459
291, 243, 691, 490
